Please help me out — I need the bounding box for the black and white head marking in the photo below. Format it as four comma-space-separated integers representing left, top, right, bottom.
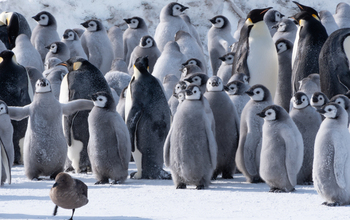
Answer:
35, 78, 51, 93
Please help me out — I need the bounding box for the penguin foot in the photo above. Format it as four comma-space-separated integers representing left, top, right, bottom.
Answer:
158, 169, 172, 180
196, 185, 205, 190
94, 179, 109, 185
222, 172, 234, 179
111, 180, 122, 184
176, 183, 187, 189
250, 176, 264, 183
65, 166, 74, 172
269, 188, 286, 193
322, 202, 340, 207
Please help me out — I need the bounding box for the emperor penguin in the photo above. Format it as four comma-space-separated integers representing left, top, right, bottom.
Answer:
313, 103, 350, 206
258, 105, 303, 192
59, 57, 112, 173
228, 72, 250, 84
182, 58, 207, 74
88, 91, 131, 184
272, 18, 297, 43
0, 11, 31, 50
224, 80, 250, 121
232, 8, 279, 98
12, 34, 44, 73
0, 50, 32, 164
123, 17, 149, 66
217, 52, 234, 85
179, 14, 202, 50
319, 10, 339, 36
319, 28, 350, 98
128, 35, 160, 75
45, 42, 70, 64
274, 38, 293, 112
333, 2, 350, 29
152, 41, 187, 82
311, 92, 329, 111
263, 9, 284, 37
168, 80, 187, 117
0, 101, 13, 186
235, 84, 273, 183
290, 10, 328, 94
330, 94, 350, 128
204, 76, 239, 179
163, 74, 179, 101
107, 25, 123, 59
183, 73, 209, 95
154, 2, 189, 52
208, 15, 235, 75
8, 79, 94, 180
125, 56, 171, 179
31, 11, 60, 62
298, 73, 321, 100
80, 19, 114, 75
289, 92, 322, 185
164, 84, 217, 189
175, 30, 206, 69
179, 64, 204, 80
233, 18, 245, 42
61, 29, 87, 59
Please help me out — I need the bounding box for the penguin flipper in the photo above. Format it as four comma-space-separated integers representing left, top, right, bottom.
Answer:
204, 114, 217, 170
112, 119, 130, 170
7, 105, 30, 121
218, 38, 229, 52
243, 131, 260, 177
0, 138, 11, 184
334, 142, 347, 189
163, 126, 173, 167
61, 99, 94, 116
126, 106, 143, 152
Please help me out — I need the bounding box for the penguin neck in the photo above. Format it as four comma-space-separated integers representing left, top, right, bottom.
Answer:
249, 21, 270, 40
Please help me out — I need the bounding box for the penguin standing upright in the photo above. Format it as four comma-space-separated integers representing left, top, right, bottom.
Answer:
61, 29, 87, 59
217, 52, 235, 85
232, 8, 279, 98
182, 58, 207, 74
224, 80, 250, 121
263, 9, 284, 37
319, 10, 339, 36
45, 42, 70, 63
272, 18, 297, 43
179, 14, 202, 50
125, 56, 171, 179
333, 2, 350, 29
0, 101, 13, 186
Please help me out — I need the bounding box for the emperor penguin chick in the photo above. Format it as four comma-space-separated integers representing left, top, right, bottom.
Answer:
0, 100, 13, 186
204, 76, 239, 179
217, 52, 234, 85
45, 42, 70, 63
313, 103, 350, 206
258, 105, 303, 192
224, 80, 250, 121
62, 29, 87, 59
88, 91, 131, 184
164, 84, 217, 189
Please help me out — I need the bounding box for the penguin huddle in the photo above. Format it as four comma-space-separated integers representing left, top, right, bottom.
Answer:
2, 3, 350, 219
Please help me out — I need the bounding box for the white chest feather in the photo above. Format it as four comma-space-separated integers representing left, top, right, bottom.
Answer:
292, 26, 301, 69
343, 35, 350, 69
59, 74, 69, 103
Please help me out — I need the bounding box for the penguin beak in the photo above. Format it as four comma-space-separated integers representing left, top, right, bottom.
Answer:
185, 89, 193, 96
45, 45, 51, 50
32, 15, 39, 21
63, 33, 69, 39
245, 90, 254, 96
257, 111, 266, 118
180, 6, 189, 12
209, 18, 216, 24
81, 22, 89, 28
184, 78, 192, 83
57, 62, 68, 67
91, 93, 98, 101
312, 96, 319, 103
280, 13, 285, 18
52, 182, 58, 188
295, 99, 302, 105
218, 56, 226, 61
123, 18, 131, 24
316, 108, 326, 114
271, 24, 278, 29
211, 81, 219, 87
224, 86, 229, 92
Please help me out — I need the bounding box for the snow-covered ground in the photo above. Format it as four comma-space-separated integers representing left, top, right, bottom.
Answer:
2, 163, 350, 220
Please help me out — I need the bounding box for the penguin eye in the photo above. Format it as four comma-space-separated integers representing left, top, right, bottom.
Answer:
194, 90, 197, 93
98, 98, 102, 101
256, 91, 260, 94
320, 97, 323, 100
267, 112, 271, 115
209, 82, 211, 84
41, 16, 45, 20
302, 98, 305, 101
328, 108, 331, 112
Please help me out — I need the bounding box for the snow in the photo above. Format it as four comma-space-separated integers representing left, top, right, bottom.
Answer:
1, 0, 350, 219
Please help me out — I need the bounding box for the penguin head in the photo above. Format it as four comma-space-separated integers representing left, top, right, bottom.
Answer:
133, 56, 150, 75
311, 92, 329, 108
224, 80, 245, 95
45, 57, 62, 70
0, 101, 8, 115
231, 72, 249, 84
275, 38, 293, 54
263, 9, 284, 23
46, 42, 58, 53
35, 78, 51, 93
219, 52, 235, 65
209, 15, 229, 29
180, 64, 203, 79
32, 11, 56, 26
139, 35, 154, 48
336, 2, 350, 15
124, 17, 145, 29
167, 2, 188, 17
183, 58, 201, 68
174, 90, 186, 103
62, 29, 78, 41
245, 84, 271, 102
207, 76, 223, 92
246, 8, 272, 25
292, 92, 309, 109
173, 81, 187, 95
0, 50, 18, 65
81, 19, 103, 32
257, 105, 282, 121
91, 91, 115, 109
292, 1, 320, 20
185, 84, 201, 100
60, 57, 90, 72
317, 103, 342, 119
291, 11, 319, 27
330, 95, 350, 111
184, 73, 209, 87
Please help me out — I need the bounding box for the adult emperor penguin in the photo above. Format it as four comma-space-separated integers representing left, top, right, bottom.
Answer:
272, 18, 297, 43
217, 52, 234, 85
61, 29, 87, 59
125, 56, 171, 179
258, 105, 303, 192
290, 10, 328, 95
313, 103, 350, 206
289, 92, 322, 185
123, 17, 149, 66
154, 2, 189, 52
263, 9, 284, 37
235, 84, 273, 183
59, 57, 112, 173
319, 10, 339, 36
330, 94, 350, 128
274, 38, 293, 112
80, 19, 114, 75
208, 15, 235, 76
8, 79, 93, 180
164, 84, 217, 189
0, 50, 31, 164
107, 25, 123, 59
0, 101, 13, 186
0, 11, 31, 50
319, 28, 350, 98
88, 91, 131, 184
152, 41, 187, 82
224, 80, 250, 121
333, 2, 350, 29
204, 76, 239, 179
232, 8, 279, 98
12, 34, 44, 73
128, 35, 160, 75
31, 11, 60, 62
45, 42, 70, 64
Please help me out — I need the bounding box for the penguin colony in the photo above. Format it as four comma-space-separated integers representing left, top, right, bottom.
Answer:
1, 1, 350, 218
